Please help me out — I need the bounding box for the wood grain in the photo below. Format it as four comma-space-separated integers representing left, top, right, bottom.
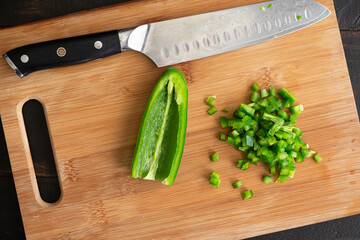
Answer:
338, 30, 360, 118
0, 0, 131, 28
0, 0, 359, 239
333, 0, 360, 30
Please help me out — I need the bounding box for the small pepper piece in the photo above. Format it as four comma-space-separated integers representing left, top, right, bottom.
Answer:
278, 88, 296, 106
275, 175, 289, 183
256, 128, 266, 138
293, 127, 303, 137
270, 165, 277, 175
230, 130, 240, 137
296, 154, 304, 162
232, 180, 242, 189
261, 89, 269, 98
241, 190, 253, 200
219, 116, 228, 128
219, 132, 226, 141
227, 119, 234, 128
209, 171, 221, 188
240, 103, 255, 117
283, 99, 291, 108
288, 166, 296, 178
290, 105, 304, 115
268, 96, 280, 110
209, 177, 220, 188
270, 87, 277, 97
236, 160, 245, 168
262, 112, 285, 125
301, 149, 316, 159
210, 171, 220, 179
251, 91, 261, 102
263, 175, 273, 184
278, 109, 289, 121
206, 96, 216, 107
238, 146, 249, 152
245, 135, 254, 147
259, 98, 269, 108
266, 135, 277, 146
207, 107, 217, 115
242, 115, 253, 131
280, 166, 289, 176
210, 152, 219, 162
268, 123, 282, 136
241, 162, 250, 170
221, 107, 230, 113
251, 83, 260, 91
314, 153, 322, 163
232, 119, 244, 129
289, 113, 299, 123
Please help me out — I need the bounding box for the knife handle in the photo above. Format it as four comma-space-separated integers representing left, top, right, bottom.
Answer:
3, 30, 121, 78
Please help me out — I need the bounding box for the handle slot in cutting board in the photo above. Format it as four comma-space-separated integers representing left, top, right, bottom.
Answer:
20, 99, 61, 205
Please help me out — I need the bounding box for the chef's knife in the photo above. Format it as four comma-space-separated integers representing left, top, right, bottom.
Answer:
3, 0, 330, 78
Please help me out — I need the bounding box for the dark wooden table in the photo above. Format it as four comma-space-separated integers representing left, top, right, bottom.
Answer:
0, 1, 359, 239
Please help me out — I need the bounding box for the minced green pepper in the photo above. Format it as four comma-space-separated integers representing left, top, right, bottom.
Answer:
213, 82, 322, 186
131, 68, 188, 186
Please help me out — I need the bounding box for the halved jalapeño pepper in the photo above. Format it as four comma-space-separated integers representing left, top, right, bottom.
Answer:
131, 68, 188, 185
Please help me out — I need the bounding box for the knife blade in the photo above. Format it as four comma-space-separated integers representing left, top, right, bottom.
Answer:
3, 0, 330, 78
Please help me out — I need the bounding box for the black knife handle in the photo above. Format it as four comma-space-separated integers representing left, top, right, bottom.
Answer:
3, 30, 121, 77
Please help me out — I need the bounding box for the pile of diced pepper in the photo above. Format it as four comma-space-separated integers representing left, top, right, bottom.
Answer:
206, 83, 322, 200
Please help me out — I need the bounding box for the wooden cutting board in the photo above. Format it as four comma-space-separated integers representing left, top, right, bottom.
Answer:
1, 0, 360, 239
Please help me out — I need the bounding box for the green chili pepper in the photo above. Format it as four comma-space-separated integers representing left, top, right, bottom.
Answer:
268, 96, 280, 110
211, 82, 322, 186
131, 68, 188, 186
206, 96, 216, 107
259, 98, 269, 108
275, 175, 289, 183
220, 116, 228, 128
314, 154, 322, 163
241, 162, 250, 170
210, 152, 220, 162
251, 83, 260, 91
232, 180, 242, 189
236, 160, 245, 168
278, 88, 296, 106
219, 132, 226, 141
263, 175, 273, 184
209, 171, 221, 188
241, 190, 253, 200
240, 103, 255, 117
207, 106, 217, 115
290, 105, 304, 115
270, 87, 277, 97
261, 89, 269, 98
251, 91, 261, 102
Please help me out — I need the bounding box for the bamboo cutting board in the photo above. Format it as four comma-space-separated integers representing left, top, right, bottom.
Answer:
1, 0, 360, 239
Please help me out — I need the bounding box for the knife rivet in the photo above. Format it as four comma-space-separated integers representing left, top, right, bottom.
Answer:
57, 47, 66, 57
94, 41, 103, 49
20, 54, 29, 63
